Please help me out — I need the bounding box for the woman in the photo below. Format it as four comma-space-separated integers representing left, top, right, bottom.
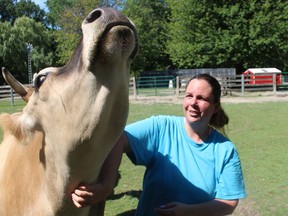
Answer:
72, 74, 246, 216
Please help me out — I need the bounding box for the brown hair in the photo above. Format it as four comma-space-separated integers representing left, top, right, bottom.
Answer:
187, 74, 229, 135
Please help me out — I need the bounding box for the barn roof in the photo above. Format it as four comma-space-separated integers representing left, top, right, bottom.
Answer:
244, 68, 281, 74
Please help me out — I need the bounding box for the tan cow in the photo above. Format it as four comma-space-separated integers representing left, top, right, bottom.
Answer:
0, 7, 138, 216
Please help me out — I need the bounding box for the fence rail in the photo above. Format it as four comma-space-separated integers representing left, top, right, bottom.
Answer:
1, 74, 288, 106
129, 73, 288, 99
0, 85, 20, 107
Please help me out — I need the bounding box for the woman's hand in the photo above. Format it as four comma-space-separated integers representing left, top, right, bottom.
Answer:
71, 183, 112, 208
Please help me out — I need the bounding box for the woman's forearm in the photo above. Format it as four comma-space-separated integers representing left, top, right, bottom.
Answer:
155, 199, 238, 216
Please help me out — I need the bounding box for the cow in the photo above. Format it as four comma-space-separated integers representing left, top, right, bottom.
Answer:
0, 7, 138, 216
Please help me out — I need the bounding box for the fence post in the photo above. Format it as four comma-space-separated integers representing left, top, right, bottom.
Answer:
176, 76, 179, 98
241, 74, 245, 96
10, 87, 14, 107
154, 77, 157, 96
132, 77, 137, 99
273, 73, 277, 95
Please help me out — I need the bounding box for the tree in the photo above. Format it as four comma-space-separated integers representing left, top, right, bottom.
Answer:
46, 0, 123, 65
46, 0, 87, 64
0, 0, 46, 25
0, 0, 16, 22
15, 0, 46, 24
247, 0, 288, 71
166, 0, 249, 72
0, 17, 55, 83
122, 0, 171, 74
46, 0, 171, 72
166, 0, 288, 73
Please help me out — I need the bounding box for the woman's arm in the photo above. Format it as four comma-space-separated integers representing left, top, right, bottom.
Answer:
71, 133, 131, 208
155, 199, 238, 216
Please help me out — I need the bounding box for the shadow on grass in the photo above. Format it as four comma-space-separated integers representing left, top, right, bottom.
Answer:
107, 172, 142, 201
108, 189, 142, 201
116, 209, 137, 216
105, 171, 142, 215
107, 190, 141, 216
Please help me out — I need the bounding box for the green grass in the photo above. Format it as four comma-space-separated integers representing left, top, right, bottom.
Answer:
224, 102, 288, 215
0, 99, 26, 113
0, 99, 287, 215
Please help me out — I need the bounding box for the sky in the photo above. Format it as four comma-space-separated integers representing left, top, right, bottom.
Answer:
31, 0, 49, 12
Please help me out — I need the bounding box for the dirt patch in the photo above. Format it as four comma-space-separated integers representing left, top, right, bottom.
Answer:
129, 92, 288, 104
221, 91, 288, 104
232, 198, 260, 216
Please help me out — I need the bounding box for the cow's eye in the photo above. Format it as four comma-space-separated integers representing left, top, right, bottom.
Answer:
34, 73, 49, 90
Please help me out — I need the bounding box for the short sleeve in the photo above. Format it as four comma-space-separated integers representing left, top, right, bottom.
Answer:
216, 146, 247, 199
124, 116, 160, 166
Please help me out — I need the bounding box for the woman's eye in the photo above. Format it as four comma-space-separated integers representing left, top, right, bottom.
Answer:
198, 96, 206, 101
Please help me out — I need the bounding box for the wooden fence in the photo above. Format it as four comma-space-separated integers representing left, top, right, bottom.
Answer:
0, 85, 19, 107
129, 73, 288, 99
176, 74, 281, 96
1, 74, 287, 105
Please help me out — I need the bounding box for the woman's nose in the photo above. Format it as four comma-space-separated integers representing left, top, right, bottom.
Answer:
190, 97, 198, 106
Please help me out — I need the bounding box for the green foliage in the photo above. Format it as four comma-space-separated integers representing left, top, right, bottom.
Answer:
15, 0, 46, 24
0, 0, 54, 84
46, 0, 123, 65
46, 0, 96, 64
166, 0, 247, 71
0, 0, 16, 22
248, 0, 288, 70
0, 17, 55, 83
122, 0, 171, 73
165, 0, 288, 72
0, 0, 46, 25
47, 0, 172, 68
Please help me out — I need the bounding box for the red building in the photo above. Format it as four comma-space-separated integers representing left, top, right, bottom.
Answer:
242, 68, 282, 85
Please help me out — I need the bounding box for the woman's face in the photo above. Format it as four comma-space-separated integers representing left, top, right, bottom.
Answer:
183, 78, 219, 127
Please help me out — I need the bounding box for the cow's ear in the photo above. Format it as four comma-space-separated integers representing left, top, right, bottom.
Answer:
0, 113, 24, 141
2, 67, 34, 102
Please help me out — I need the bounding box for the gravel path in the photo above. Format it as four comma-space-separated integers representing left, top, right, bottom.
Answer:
129, 91, 288, 104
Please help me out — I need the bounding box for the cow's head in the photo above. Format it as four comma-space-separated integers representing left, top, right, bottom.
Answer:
3, 8, 138, 170
2, 7, 137, 150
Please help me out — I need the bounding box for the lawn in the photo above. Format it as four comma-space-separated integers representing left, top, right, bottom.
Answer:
0, 99, 287, 215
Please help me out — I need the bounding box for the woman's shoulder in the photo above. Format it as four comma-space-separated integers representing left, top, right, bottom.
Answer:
211, 129, 236, 149
209, 130, 242, 164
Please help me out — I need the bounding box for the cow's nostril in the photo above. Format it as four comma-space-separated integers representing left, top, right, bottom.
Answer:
86, 9, 102, 23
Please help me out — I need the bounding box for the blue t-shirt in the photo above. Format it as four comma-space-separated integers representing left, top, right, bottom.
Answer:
125, 115, 246, 216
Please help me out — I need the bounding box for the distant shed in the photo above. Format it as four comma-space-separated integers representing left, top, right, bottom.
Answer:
242, 68, 282, 84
